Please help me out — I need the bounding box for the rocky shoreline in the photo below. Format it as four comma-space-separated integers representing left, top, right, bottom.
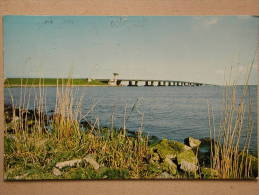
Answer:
4, 105, 258, 180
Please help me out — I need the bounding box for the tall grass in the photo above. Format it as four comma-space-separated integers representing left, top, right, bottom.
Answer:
208, 61, 256, 179
4, 78, 150, 179
52, 78, 83, 139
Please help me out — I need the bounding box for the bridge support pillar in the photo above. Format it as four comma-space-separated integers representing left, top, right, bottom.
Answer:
116, 80, 122, 86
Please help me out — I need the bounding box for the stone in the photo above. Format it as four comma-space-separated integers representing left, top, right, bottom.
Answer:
148, 135, 160, 146
164, 157, 178, 175
164, 157, 175, 166
180, 161, 198, 173
184, 137, 201, 148
177, 150, 198, 173
52, 167, 62, 176
14, 173, 29, 180
83, 155, 100, 170
152, 139, 191, 159
55, 159, 82, 169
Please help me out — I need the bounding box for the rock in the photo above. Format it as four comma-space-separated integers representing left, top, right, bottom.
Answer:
83, 155, 100, 170
164, 157, 175, 167
184, 137, 201, 148
179, 161, 198, 173
152, 139, 191, 159
55, 159, 82, 169
201, 167, 219, 179
148, 135, 160, 146
200, 137, 214, 145
13, 173, 29, 180
52, 167, 62, 176
156, 172, 174, 179
164, 157, 178, 175
197, 138, 214, 167
177, 150, 198, 173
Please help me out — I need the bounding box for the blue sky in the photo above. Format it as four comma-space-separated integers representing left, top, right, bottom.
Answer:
3, 16, 259, 85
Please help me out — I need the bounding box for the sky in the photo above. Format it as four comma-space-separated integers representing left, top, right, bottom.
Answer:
3, 16, 259, 85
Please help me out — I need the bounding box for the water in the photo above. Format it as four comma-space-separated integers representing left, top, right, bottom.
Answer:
4, 86, 257, 153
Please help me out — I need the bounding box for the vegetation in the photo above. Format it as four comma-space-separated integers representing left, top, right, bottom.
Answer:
3, 75, 258, 180
208, 61, 257, 179
4, 78, 107, 87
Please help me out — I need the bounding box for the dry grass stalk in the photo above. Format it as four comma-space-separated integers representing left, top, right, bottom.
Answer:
208, 60, 256, 179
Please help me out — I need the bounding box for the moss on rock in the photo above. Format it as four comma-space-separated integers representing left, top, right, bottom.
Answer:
177, 150, 198, 173
152, 139, 191, 159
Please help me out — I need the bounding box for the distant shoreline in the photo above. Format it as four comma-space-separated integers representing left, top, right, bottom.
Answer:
4, 78, 109, 87
4, 84, 111, 87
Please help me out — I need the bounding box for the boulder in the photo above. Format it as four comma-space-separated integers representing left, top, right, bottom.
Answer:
148, 135, 160, 146
176, 150, 198, 173
164, 157, 178, 175
179, 161, 198, 173
184, 137, 201, 148
152, 139, 191, 159
83, 155, 100, 170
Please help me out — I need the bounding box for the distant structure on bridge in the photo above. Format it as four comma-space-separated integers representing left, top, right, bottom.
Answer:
108, 73, 119, 86
102, 73, 205, 87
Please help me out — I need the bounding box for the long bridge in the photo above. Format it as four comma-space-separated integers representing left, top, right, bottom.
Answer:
96, 79, 207, 87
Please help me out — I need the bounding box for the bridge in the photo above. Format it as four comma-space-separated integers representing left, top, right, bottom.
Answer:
96, 79, 206, 87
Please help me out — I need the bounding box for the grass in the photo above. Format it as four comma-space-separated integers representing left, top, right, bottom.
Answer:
208, 60, 257, 179
3, 73, 257, 180
4, 78, 107, 86
4, 79, 151, 179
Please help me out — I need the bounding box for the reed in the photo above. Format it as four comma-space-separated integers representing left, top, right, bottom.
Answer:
4, 78, 150, 179
52, 78, 83, 139
208, 60, 256, 179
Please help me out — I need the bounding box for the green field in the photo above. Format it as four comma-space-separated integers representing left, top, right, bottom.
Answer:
4, 78, 107, 86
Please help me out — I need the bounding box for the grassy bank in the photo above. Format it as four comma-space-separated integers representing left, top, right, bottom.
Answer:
4, 78, 107, 87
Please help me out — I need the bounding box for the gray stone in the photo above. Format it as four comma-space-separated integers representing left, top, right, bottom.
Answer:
164, 157, 178, 175
52, 167, 62, 176
179, 160, 198, 173
14, 173, 29, 180
177, 150, 198, 173
55, 159, 82, 169
184, 137, 201, 148
83, 155, 100, 170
